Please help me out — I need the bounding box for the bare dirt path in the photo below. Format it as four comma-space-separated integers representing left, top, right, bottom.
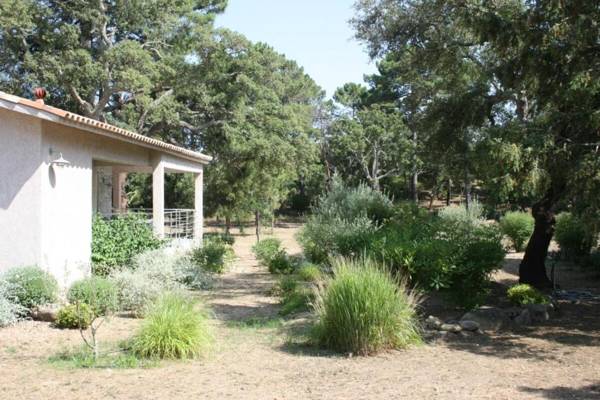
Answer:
0, 224, 599, 400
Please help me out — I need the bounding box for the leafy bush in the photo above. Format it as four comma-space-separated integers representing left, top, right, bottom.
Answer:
297, 263, 323, 282
499, 211, 534, 252
204, 232, 235, 245
252, 238, 283, 265
313, 257, 421, 355
298, 216, 378, 264
191, 238, 234, 274
131, 249, 187, 286
55, 304, 94, 329
554, 212, 596, 260
437, 200, 484, 227
92, 214, 163, 276
272, 275, 314, 316
67, 277, 118, 316
313, 176, 394, 224
1, 266, 58, 309
110, 269, 164, 317
131, 293, 212, 359
0, 281, 26, 327
267, 250, 295, 274
507, 284, 549, 305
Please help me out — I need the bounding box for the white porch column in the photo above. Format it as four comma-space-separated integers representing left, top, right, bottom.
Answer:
194, 169, 204, 243
152, 159, 165, 238
111, 169, 127, 212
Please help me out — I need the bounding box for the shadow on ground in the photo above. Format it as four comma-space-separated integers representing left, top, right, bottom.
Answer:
519, 383, 600, 399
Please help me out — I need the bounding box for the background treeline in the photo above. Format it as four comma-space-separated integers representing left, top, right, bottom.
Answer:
2, 0, 599, 285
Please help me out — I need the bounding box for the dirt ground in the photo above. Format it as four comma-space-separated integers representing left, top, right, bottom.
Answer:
1, 223, 599, 400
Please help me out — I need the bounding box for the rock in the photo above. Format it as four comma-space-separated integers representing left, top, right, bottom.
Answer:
460, 306, 509, 332
526, 304, 550, 322
30, 305, 60, 322
514, 309, 532, 326
440, 323, 462, 333
459, 320, 480, 331
425, 315, 443, 330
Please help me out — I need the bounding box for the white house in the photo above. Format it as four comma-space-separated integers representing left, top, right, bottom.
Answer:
0, 90, 211, 286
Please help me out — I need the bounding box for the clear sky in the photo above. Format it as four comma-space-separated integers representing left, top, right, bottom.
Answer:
215, 0, 377, 98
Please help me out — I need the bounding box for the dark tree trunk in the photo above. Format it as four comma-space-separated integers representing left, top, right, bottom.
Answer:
255, 211, 260, 242
519, 188, 558, 288
446, 178, 452, 206
225, 216, 231, 234
411, 130, 419, 204
464, 166, 471, 210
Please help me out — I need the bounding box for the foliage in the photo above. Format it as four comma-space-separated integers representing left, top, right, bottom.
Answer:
312, 257, 421, 355
55, 304, 94, 330
272, 275, 314, 316
554, 213, 596, 260
67, 277, 118, 317
252, 238, 283, 265
131, 249, 188, 287
1, 266, 58, 309
507, 284, 549, 306
204, 232, 236, 245
582, 251, 600, 272
437, 201, 484, 227
110, 269, 164, 318
92, 214, 162, 276
0, 281, 26, 327
49, 346, 156, 369
191, 238, 234, 274
499, 211, 535, 252
297, 263, 323, 283
131, 293, 212, 360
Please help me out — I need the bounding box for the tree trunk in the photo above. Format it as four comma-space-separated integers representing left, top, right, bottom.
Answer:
411, 130, 419, 204
446, 178, 452, 206
519, 190, 557, 288
255, 211, 261, 242
464, 166, 471, 210
225, 216, 231, 234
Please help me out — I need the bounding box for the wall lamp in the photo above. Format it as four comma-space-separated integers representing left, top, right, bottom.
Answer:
49, 148, 71, 168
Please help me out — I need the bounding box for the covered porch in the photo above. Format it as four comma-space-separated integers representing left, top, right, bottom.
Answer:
93, 155, 204, 243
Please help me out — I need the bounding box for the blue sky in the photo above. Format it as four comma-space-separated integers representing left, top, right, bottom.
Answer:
215, 0, 377, 98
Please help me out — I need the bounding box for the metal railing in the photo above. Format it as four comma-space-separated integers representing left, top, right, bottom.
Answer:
103, 208, 195, 240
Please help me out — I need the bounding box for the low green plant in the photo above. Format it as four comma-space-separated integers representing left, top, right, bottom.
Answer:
252, 238, 283, 265
192, 238, 234, 274
48, 346, 155, 369
507, 284, 549, 305
204, 232, 235, 245
499, 211, 535, 252
55, 304, 94, 329
67, 277, 118, 316
312, 257, 421, 355
267, 250, 294, 274
554, 212, 596, 260
92, 214, 163, 276
109, 269, 164, 317
1, 266, 58, 309
131, 293, 212, 359
297, 263, 323, 282
0, 281, 26, 327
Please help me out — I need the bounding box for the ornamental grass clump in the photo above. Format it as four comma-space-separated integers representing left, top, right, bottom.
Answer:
313, 257, 421, 355
131, 293, 212, 359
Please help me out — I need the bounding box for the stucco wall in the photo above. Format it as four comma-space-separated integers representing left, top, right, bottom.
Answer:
0, 109, 43, 272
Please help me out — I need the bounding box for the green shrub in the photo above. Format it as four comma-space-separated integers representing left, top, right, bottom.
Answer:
55, 304, 94, 329
507, 284, 549, 305
67, 277, 118, 316
313, 257, 421, 355
1, 266, 58, 309
131, 293, 212, 359
192, 238, 234, 274
204, 232, 235, 245
297, 263, 323, 282
267, 250, 295, 274
110, 269, 164, 317
499, 211, 534, 252
554, 212, 596, 260
92, 214, 163, 276
298, 216, 378, 264
0, 281, 26, 327
131, 249, 187, 286
252, 238, 283, 265
437, 200, 484, 227
272, 275, 314, 316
